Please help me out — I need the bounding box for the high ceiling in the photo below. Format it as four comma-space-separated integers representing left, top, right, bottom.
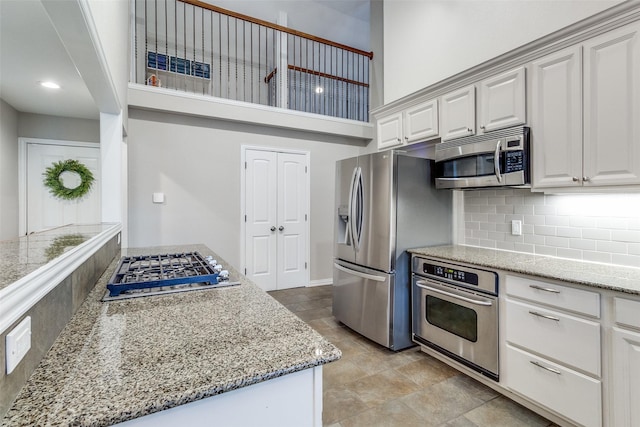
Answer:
0, 1, 100, 119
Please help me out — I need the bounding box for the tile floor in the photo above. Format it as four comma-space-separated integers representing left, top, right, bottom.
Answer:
269, 285, 558, 427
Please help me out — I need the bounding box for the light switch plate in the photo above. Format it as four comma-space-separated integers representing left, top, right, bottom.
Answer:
152, 192, 165, 204
511, 220, 522, 236
6, 316, 31, 374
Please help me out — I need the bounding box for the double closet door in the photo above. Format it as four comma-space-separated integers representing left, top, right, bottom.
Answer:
244, 149, 308, 292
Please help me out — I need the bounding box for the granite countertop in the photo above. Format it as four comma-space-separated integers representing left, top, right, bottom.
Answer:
2, 244, 341, 426
0, 223, 119, 292
409, 245, 640, 295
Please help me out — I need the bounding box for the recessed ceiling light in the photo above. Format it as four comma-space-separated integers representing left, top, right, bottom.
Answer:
40, 81, 61, 89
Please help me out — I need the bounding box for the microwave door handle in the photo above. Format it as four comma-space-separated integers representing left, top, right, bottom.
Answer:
415, 280, 493, 306
494, 140, 503, 183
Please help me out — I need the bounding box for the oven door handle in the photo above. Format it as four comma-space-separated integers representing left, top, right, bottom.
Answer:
415, 281, 493, 306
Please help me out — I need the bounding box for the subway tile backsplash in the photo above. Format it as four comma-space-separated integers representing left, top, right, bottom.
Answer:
459, 188, 640, 268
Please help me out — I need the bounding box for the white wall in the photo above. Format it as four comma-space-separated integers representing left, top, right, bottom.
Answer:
206, 1, 370, 51
17, 113, 99, 143
127, 108, 363, 281
0, 99, 19, 240
383, 0, 623, 103
460, 188, 640, 268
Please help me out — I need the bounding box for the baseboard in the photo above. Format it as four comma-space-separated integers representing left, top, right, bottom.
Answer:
308, 278, 332, 287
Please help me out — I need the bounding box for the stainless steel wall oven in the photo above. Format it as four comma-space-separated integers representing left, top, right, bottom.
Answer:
412, 256, 499, 381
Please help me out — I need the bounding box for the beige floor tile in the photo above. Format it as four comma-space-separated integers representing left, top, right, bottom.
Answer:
440, 416, 480, 427
339, 399, 425, 427
462, 395, 551, 427
345, 369, 421, 408
395, 354, 460, 388
323, 388, 369, 425
400, 376, 488, 427
328, 337, 370, 358
294, 307, 333, 321
324, 358, 370, 387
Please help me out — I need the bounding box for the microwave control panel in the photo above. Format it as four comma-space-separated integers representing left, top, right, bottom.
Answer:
504, 150, 525, 173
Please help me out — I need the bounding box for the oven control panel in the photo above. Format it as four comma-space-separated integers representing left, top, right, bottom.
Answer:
422, 263, 479, 286
412, 256, 498, 295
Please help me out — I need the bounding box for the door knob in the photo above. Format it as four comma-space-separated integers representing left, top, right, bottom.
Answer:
270, 226, 276, 231
572, 177, 579, 182
279, 226, 285, 231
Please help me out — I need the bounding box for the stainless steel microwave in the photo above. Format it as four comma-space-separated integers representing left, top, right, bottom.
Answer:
434, 126, 530, 190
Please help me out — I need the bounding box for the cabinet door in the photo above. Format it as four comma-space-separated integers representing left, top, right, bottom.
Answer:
404, 99, 438, 143
611, 327, 640, 427
583, 21, 640, 186
531, 46, 583, 188
479, 66, 526, 132
441, 85, 475, 141
377, 112, 403, 149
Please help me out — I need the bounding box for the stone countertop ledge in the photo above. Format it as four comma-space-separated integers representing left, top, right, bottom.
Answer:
409, 245, 640, 295
2, 244, 341, 426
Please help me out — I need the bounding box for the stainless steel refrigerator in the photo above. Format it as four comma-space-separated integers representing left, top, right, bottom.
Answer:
333, 151, 452, 350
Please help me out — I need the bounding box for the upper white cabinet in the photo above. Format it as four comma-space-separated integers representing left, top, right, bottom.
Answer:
404, 99, 439, 143
583, 21, 640, 187
479, 66, 526, 132
533, 21, 640, 189
440, 85, 475, 141
376, 111, 404, 150
375, 99, 439, 150
441, 67, 525, 142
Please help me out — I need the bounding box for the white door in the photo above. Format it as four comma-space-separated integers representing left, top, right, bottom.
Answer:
26, 141, 101, 233
245, 149, 308, 292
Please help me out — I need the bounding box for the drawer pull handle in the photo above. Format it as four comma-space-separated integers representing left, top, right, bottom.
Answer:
528, 311, 560, 322
529, 284, 560, 294
530, 360, 562, 375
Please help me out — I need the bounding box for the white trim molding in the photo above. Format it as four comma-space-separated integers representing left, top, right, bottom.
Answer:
0, 223, 122, 335
309, 279, 332, 287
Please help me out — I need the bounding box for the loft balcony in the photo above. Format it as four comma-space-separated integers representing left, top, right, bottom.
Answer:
131, 0, 372, 123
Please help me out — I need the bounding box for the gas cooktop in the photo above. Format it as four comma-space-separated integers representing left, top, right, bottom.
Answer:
102, 251, 239, 301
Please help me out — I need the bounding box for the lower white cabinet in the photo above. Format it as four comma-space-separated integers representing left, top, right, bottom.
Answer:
506, 344, 602, 427
504, 275, 602, 427
610, 297, 640, 427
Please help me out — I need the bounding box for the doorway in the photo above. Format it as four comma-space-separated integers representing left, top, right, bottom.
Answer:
242, 147, 309, 292
19, 138, 101, 234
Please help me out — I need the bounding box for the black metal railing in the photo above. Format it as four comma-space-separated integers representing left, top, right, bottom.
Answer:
132, 0, 372, 122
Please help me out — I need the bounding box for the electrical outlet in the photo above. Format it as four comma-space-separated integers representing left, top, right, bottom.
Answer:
511, 220, 522, 236
6, 316, 31, 374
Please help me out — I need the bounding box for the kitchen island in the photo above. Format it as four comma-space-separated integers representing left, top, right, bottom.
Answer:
2, 244, 340, 426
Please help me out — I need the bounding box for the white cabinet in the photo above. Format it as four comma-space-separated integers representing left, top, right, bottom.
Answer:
583, 21, 640, 187
532, 21, 640, 189
611, 297, 640, 427
376, 100, 439, 150
479, 66, 526, 132
505, 275, 602, 427
404, 99, 439, 143
376, 111, 404, 149
441, 67, 525, 141
440, 85, 475, 141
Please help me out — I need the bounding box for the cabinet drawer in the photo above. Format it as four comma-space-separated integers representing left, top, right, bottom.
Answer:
615, 297, 640, 330
506, 299, 601, 376
506, 345, 602, 427
506, 275, 600, 317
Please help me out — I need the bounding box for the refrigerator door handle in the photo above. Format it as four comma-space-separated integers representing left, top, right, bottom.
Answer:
347, 166, 358, 247
334, 262, 386, 282
351, 166, 363, 251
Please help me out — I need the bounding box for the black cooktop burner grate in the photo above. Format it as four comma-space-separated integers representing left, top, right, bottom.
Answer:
104, 251, 236, 300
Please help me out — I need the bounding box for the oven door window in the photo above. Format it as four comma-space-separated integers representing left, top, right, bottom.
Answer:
425, 295, 478, 342
441, 153, 496, 178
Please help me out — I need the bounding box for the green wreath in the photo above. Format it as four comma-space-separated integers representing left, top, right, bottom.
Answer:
43, 159, 95, 200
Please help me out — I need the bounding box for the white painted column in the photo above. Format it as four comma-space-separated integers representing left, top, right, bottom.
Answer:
100, 112, 123, 224
277, 12, 288, 109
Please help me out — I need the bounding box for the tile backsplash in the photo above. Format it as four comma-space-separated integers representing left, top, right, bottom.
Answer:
459, 188, 640, 268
